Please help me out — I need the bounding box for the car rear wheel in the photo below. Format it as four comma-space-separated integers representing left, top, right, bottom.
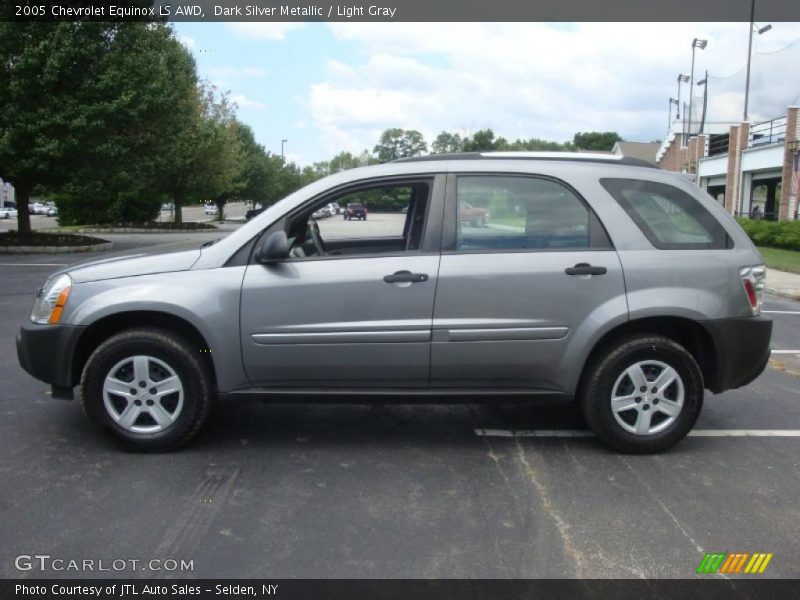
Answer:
80, 328, 212, 452
581, 335, 703, 454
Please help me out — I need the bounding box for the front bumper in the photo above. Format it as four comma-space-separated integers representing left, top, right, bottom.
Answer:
702, 316, 772, 393
17, 322, 85, 398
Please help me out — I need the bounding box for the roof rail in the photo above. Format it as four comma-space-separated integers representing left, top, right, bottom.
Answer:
393, 151, 659, 169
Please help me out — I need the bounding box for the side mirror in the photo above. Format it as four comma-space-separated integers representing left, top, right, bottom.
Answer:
255, 231, 290, 263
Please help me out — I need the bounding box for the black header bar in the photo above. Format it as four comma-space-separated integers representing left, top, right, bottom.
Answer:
4, 0, 800, 22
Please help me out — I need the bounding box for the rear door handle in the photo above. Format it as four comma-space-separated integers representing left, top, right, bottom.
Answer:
564, 263, 607, 276
383, 270, 429, 284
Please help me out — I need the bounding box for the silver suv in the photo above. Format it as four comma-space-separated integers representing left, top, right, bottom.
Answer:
17, 153, 772, 453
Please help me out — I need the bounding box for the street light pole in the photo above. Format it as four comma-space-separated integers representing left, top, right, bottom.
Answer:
744, 0, 756, 121
668, 98, 679, 134
688, 38, 707, 140
744, 0, 772, 122
281, 139, 288, 159
696, 71, 709, 134
676, 74, 690, 145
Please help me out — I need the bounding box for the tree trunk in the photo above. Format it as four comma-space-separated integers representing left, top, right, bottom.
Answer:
173, 193, 183, 224
16, 186, 32, 235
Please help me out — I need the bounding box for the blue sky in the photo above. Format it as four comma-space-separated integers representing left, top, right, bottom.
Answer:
173, 22, 800, 166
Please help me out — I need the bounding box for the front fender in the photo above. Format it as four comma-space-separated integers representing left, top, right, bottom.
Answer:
64, 268, 249, 392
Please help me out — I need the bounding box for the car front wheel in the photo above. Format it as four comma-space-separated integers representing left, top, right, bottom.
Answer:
80, 328, 212, 452
581, 335, 703, 454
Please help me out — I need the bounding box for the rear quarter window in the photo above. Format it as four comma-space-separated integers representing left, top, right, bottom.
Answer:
600, 178, 732, 250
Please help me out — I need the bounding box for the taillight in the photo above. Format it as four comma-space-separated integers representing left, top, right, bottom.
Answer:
740, 265, 765, 315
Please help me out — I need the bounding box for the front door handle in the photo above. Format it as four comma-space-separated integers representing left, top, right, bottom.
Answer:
383, 270, 429, 284
564, 263, 607, 276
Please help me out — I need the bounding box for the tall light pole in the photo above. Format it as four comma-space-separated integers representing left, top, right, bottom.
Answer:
281, 139, 288, 159
688, 38, 707, 139
668, 98, 679, 133
696, 71, 709, 134
676, 74, 689, 144
743, 0, 772, 122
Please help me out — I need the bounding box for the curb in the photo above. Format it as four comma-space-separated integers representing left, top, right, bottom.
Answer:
77, 228, 216, 234
0, 241, 113, 254
767, 288, 800, 302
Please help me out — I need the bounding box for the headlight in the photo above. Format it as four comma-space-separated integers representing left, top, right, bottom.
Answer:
30, 274, 72, 324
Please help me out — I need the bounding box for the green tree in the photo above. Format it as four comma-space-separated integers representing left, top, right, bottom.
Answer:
462, 129, 500, 152
0, 21, 198, 231
572, 131, 623, 151
431, 131, 464, 154
373, 128, 427, 162
157, 80, 242, 224
233, 123, 270, 209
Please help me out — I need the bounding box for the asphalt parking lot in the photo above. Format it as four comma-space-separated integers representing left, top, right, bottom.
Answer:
1, 222, 800, 579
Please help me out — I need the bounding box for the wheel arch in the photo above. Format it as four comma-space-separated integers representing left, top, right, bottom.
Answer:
71, 311, 216, 389
577, 316, 719, 396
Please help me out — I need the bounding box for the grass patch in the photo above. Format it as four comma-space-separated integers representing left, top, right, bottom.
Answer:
758, 246, 800, 274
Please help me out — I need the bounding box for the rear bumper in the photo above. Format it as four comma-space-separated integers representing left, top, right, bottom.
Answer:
701, 316, 772, 393
17, 322, 84, 397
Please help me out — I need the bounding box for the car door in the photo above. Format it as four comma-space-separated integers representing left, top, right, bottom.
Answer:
240, 175, 445, 388
431, 173, 627, 393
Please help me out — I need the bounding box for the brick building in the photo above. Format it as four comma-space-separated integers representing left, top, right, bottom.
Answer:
656, 106, 799, 221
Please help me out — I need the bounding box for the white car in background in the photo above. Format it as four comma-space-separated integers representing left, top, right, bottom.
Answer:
29, 202, 48, 215
0, 206, 18, 219
204, 203, 218, 216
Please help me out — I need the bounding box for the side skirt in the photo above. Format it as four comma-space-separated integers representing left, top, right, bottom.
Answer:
219, 387, 573, 405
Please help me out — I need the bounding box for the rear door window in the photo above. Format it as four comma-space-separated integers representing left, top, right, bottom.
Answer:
600, 178, 732, 249
454, 175, 608, 251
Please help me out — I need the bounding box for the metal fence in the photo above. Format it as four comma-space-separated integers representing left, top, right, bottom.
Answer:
708, 134, 730, 157
749, 116, 786, 148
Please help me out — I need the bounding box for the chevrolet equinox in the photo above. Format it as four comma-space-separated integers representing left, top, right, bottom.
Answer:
17, 152, 772, 453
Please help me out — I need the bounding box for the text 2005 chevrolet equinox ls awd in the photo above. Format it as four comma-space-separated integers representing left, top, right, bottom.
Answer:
17, 153, 772, 453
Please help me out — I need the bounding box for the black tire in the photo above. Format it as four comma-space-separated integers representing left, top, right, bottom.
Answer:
80, 327, 213, 452
580, 335, 703, 454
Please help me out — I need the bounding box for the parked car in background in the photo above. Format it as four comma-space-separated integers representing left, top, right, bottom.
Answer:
344, 202, 368, 220
46, 203, 57, 217
312, 204, 336, 219
458, 200, 490, 227
16, 152, 771, 453
328, 202, 342, 215
204, 203, 218, 216
0, 205, 18, 219
29, 202, 48, 215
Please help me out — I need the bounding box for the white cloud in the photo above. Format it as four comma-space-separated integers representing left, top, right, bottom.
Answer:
230, 94, 268, 111
304, 22, 800, 158
227, 23, 305, 40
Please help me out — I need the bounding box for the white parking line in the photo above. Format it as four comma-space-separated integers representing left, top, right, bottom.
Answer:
771, 350, 800, 354
763, 311, 800, 315
475, 429, 800, 438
